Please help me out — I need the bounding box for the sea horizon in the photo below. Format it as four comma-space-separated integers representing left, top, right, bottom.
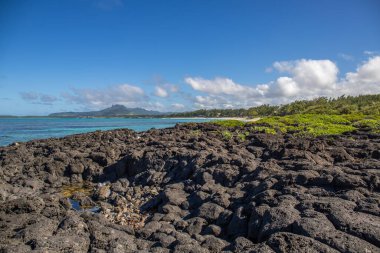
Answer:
0, 117, 215, 146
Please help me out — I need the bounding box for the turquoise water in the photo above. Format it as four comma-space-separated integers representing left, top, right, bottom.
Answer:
0, 117, 213, 146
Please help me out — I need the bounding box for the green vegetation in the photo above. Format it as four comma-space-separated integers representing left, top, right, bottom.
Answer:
212, 114, 380, 137
199, 95, 380, 138
171, 94, 380, 118
221, 130, 233, 140
252, 114, 357, 136
212, 120, 246, 127
185, 94, 380, 138
237, 131, 250, 141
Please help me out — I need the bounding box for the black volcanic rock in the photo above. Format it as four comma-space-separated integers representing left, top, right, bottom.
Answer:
49, 104, 163, 117
0, 124, 380, 252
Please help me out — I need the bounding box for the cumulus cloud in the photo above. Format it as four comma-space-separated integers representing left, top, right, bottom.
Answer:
20, 92, 58, 105
186, 56, 380, 108
62, 84, 146, 109
270, 59, 339, 98
346, 57, 380, 84
185, 77, 271, 108
154, 86, 169, 97
275, 77, 299, 97
337, 56, 380, 95
185, 77, 264, 97
194, 95, 222, 108
186, 77, 246, 95
185, 77, 268, 98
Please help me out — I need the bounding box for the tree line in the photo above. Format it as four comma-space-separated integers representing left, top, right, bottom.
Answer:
170, 94, 380, 117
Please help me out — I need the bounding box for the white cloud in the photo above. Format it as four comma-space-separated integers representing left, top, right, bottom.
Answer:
186, 77, 247, 95
154, 86, 169, 97
265, 59, 340, 100
185, 77, 271, 108
62, 84, 146, 109
276, 77, 299, 97
272, 59, 338, 97
194, 95, 220, 108
346, 56, 380, 84
337, 56, 380, 95
185, 77, 268, 99
186, 56, 380, 108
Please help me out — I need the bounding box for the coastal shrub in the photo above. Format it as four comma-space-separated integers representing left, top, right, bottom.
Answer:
302, 123, 356, 136
342, 113, 366, 122
221, 130, 233, 139
353, 119, 380, 132
251, 114, 360, 136
213, 120, 246, 128
237, 131, 250, 141
251, 126, 277, 135
210, 112, 380, 138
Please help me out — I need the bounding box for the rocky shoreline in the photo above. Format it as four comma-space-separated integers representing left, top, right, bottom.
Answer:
0, 123, 379, 252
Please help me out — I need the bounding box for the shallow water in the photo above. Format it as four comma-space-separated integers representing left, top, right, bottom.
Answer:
68, 198, 100, 213
0, 117, 213, 146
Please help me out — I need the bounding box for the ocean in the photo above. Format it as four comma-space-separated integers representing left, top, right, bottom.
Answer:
0, 117, 214, 146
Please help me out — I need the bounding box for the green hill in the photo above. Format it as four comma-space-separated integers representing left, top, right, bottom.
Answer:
49, 104, 164, 117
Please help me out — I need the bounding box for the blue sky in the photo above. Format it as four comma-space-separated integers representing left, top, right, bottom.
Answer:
0, 0, 379, 115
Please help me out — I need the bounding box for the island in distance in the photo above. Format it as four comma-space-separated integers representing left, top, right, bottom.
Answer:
49, 104, 165, 117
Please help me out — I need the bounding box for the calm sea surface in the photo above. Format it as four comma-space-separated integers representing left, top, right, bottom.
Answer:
0, 117, 214, 146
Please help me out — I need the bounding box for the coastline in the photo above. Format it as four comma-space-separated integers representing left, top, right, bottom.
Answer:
0, 117, 260, 147
0, 117, 215, 146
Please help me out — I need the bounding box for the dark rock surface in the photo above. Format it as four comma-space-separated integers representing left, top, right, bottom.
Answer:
1, 124, 380, 252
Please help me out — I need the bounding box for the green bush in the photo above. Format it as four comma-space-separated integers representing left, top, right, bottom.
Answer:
221, 130, 233, 139
213, 120, 246, 128
250, 114, 371, 137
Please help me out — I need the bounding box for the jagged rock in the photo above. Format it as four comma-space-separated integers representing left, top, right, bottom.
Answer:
186, 217, 207, 236
196, 202, 225, 222
94, 185, 111, 200
201, 235, 229, 252
294, 210, 379, 253
0, 124, 379, 252
267, 232, 340, 253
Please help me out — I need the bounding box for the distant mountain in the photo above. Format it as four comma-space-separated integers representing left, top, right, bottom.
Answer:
49, 105, 164, 117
